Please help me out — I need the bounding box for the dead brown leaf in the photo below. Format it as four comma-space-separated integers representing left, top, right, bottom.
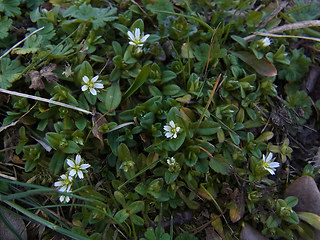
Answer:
92, 110, 108, 149
25, 63, 58, 90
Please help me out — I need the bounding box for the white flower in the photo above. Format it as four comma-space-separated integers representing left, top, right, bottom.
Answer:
167, 157, 176, 166
127, 28, 150, 48
262, 153, 280, 175
81, 75, 104, 95
59, 188, 72, 203
163, 120, 181, 139
67, 154, 91, 179
54, 173, 73, 192
260, 37, 271, 47
120, 161, 135, 172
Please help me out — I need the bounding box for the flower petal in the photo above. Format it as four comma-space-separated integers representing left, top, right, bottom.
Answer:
163, 126, 171, 131
67, 159, 75, 167
269, 162, 280, 168
78, 171, 84, 179
90, 88, 97, 95
165, 132, 173, 138
266, 153, 273, 162
75, 155, 81, 164
81, 85, 88, 92
54, 181, 63, 187
135, 28, 140, 39
94, 83, 104, 89
82, 76, 89, 83
169, 120, 175, 128
69, 169, 76, 177
266, 168, 275, 175
141, 34, 150, 42
91, 75, 99, 82
80, 163, 91, 169
127, 31, 135, 41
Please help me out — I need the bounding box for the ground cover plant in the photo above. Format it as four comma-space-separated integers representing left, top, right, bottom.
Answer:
1, 0, 320, 239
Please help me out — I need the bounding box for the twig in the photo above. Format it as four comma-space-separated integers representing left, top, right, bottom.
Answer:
245, 20, 320, 42
253, 32, 320, 42
259, 1, 288, 29
0, 27, 44, 60
0, 173, 17, 181
0, 88, 92, 115
0, 102, 38, 133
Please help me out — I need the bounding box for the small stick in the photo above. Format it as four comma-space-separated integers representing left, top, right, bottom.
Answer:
0, 88, 93, 115
0, 27, 44, 60
244, 20, 320, 42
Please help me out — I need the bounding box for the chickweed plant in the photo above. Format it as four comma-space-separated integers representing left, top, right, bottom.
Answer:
1, 0, 320, 239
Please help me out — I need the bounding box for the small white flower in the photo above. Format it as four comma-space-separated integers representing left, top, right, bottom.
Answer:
260, 37, 271, 47
127, 28, 150, 48
163, 120, 181, 139
81, 75, 104, 95
119, 161, 135, 172
67, 154, 91, 179
262, 153, 280, 175
167, 157, 176, 166
59, 188, 72, 203
54, 173, 73, 192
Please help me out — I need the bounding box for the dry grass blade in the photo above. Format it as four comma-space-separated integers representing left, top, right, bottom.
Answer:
197, 74, 222, 129
0, 27, 44, 60
0, 88, 92, 115
245, 20, 320, 41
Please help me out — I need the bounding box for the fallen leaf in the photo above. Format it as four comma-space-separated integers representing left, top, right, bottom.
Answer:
232, 51, 277, 77
25, 63, 58, 90
0, 209, 27, 240
40, 63, 58, 83
92, 110, 107, 149
26, 70, 44, 90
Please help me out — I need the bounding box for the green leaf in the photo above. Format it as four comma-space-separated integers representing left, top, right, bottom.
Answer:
164, 171, 179, 184
75, 118, 87, 131
175, 232, 198, 240
162, 84, 181, 96
285, 196, 299, 208
118, 143, 132, 162
49, 151, 66, 175
46, 132, 64, 149
209, 154, 231, 175
266, 215, 278, 228
0, 17, 12, 39
285, 211, 299, 224
63, 141, 81, 154
161, 70, 177, 83
13, 35, 42, 55
232, 51, 277, 77
123, 64, 151, 100
278, 49, 311, 82
114, 191, 126, 207
0, 58, 24, 89
63, 4, 118, 30
229, 131, 240, 145
168, 131, 186, 151
114, 209, 129, 223
231, 35, 247, 48
196, 121, 220, 135
105, 81, 122, 111
130, 214, 144, 226
0, 0, 21, 17
294, 222, 314, 240
298, 212, 320, 230
146, 0, 174, 23
128, 201, 144, 214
